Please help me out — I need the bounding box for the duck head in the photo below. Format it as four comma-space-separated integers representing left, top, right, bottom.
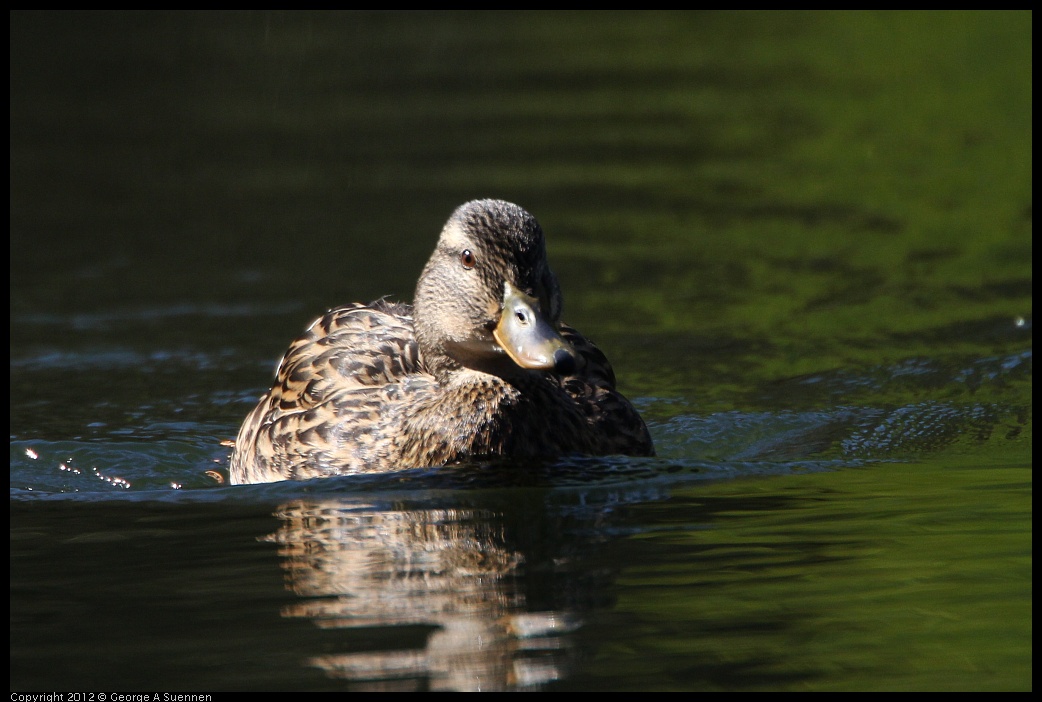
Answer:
414, 199, 577, 381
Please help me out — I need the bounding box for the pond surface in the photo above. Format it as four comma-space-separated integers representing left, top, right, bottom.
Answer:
10, 11, 1031, 691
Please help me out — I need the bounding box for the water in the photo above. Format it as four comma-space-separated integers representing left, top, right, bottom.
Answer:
10, 11, 1031, 691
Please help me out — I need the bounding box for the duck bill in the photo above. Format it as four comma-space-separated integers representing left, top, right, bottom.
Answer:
493, 282, 576, 373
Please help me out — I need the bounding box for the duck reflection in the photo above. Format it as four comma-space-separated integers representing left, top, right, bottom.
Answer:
266, 499, 581, 691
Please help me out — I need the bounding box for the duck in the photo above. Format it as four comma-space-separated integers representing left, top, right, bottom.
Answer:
229, 199, 654, 484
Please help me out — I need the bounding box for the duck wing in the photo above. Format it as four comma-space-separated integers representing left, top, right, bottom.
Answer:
230, 301, 429, 482
272, 300, 423, 411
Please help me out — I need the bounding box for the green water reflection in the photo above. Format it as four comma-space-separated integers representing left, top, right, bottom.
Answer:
581, 456, 1030, 691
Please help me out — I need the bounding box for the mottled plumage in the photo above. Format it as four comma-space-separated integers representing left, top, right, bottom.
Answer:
230, 200, 653, 484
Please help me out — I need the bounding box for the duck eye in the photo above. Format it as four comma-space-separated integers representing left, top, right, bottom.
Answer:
460, 249, 476, 269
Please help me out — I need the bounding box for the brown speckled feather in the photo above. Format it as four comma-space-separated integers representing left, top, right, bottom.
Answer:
230, 305, 652, 484
229, 200, 654, 484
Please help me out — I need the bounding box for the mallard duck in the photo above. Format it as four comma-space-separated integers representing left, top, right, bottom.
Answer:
229, 199, 654, 484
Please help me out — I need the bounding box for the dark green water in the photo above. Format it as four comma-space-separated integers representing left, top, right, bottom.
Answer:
10, 11, 1031, 691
